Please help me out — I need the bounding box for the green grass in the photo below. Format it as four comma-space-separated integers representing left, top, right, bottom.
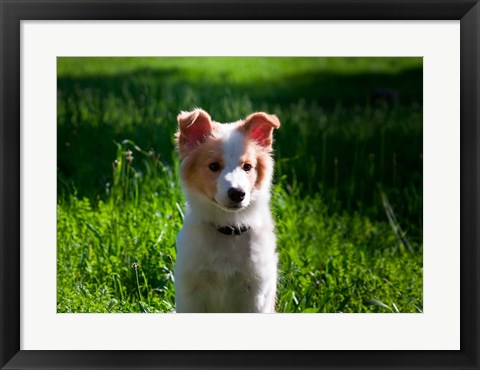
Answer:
57, 57, 423, 313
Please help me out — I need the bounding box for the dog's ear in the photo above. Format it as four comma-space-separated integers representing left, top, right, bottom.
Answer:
243, 112, 280, 149
176, 109, 213, 153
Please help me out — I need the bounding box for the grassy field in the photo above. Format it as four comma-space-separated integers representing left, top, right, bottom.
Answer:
57, 57, 423, 313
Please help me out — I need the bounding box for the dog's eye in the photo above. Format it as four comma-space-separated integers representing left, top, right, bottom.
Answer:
209, 162, 221, 172
243, 163, 252, 172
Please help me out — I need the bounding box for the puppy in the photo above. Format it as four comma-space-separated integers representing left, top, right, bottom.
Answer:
174, 108, 280, 313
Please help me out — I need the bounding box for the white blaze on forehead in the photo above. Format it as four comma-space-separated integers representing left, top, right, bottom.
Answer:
219, 123, 245, 169
216, 123, 250, 193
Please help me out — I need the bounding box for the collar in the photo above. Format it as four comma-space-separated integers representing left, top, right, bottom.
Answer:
211, 223, 251, 236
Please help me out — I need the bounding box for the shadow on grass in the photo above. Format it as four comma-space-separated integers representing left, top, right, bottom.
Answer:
58, 63, 422, 108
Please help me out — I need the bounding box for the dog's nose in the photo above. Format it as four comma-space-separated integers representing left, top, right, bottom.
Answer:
228, 188, 245, 203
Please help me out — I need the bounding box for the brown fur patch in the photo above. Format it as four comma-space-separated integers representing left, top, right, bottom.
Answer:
239, 143, 259, 191
242, 141, 272, 190
254, 150, 271, 189
180, 135, 224, 199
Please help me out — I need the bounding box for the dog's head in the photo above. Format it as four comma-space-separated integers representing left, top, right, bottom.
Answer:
175, 108, 280, 212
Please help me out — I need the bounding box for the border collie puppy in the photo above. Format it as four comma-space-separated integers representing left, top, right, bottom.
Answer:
174, 108, 280, 313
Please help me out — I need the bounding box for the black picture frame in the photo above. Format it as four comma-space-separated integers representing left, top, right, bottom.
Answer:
1, 1, 479, 369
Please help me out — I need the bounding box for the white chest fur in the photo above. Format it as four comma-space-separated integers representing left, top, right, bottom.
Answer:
174, 202, 278, 313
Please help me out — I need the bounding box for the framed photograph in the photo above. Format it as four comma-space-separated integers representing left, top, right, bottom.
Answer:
1, 0, 478, 369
